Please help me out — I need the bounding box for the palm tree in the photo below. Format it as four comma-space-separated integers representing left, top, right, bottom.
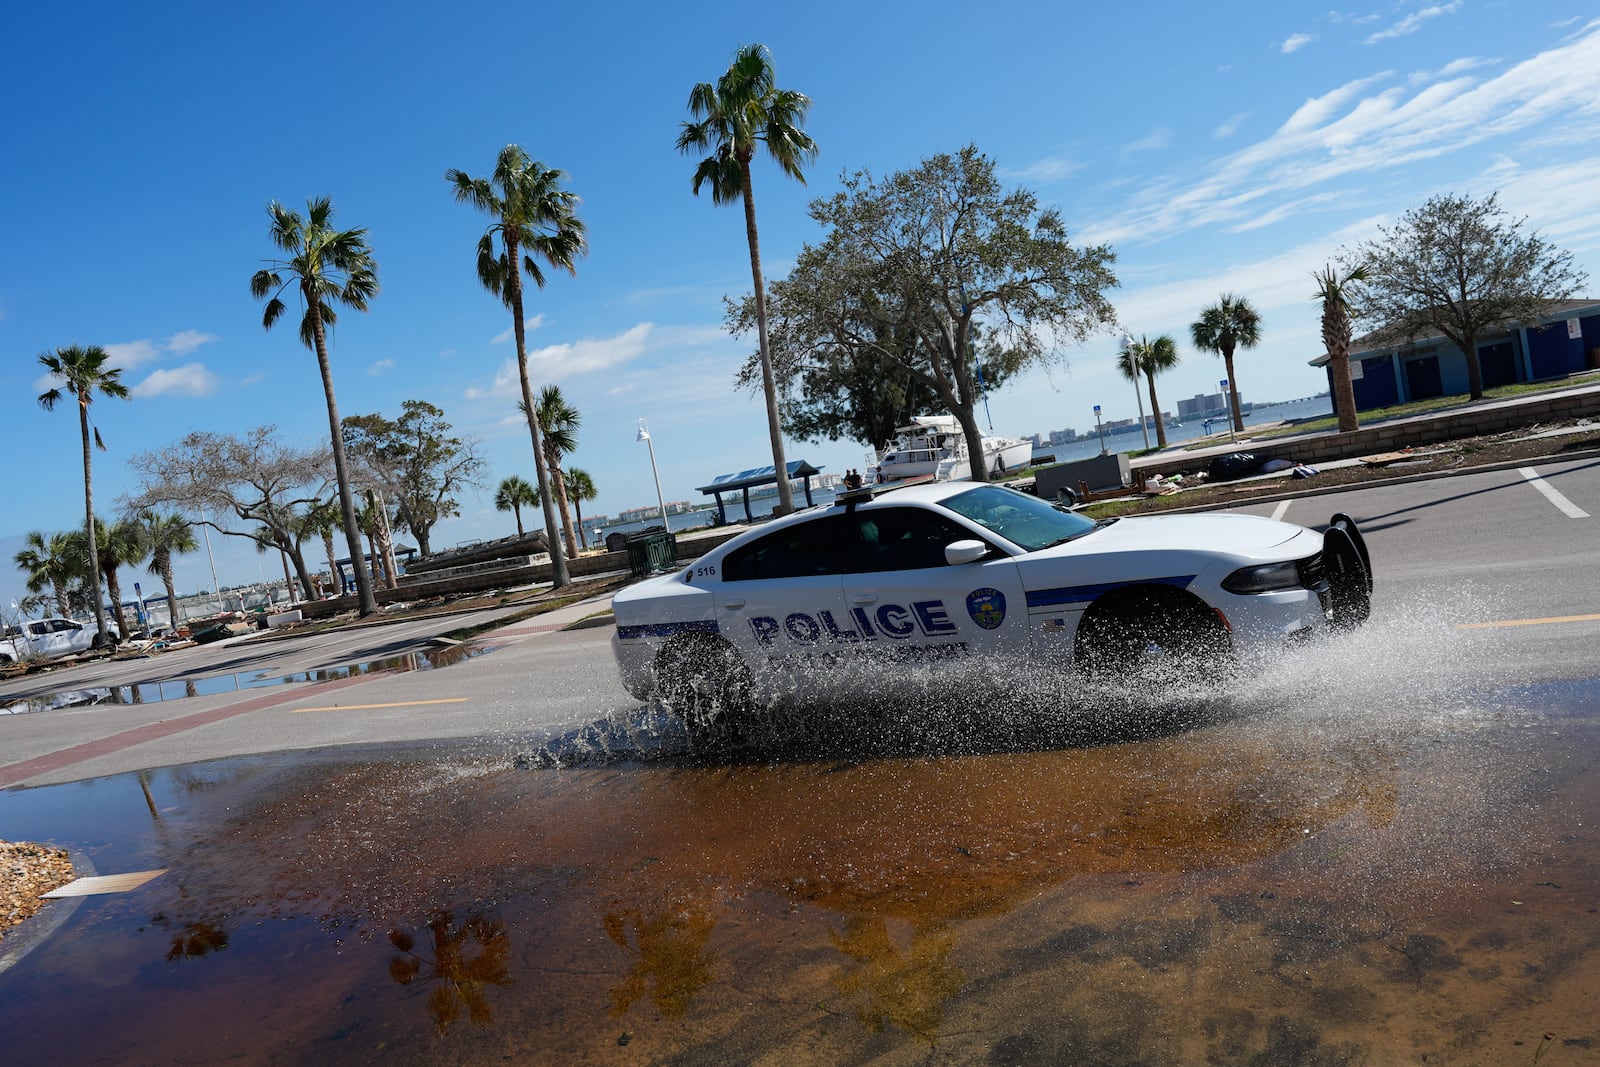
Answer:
533, 385, 580, 558
249, 197, 380, 617
304, 498, 343, 596
564, 468, 597, 550
447, 146, 587, 590
494, 475, 537, 538
64, 517, 143, 639
1190, 295, 1262, 434
136, 509, 198, 630
677, 43, 817, 517
1118, 335, 1180, 449
37, 344, 130, 645
14, 531, 84, 617
1314, 264, 1369, 433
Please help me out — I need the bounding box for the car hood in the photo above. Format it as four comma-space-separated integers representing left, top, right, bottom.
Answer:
1037, 512, 1307, 558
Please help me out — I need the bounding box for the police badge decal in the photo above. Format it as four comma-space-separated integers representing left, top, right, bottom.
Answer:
965, 588, 1007, 630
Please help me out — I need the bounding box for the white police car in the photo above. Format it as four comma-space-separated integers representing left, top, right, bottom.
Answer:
611, 481, 1371, 739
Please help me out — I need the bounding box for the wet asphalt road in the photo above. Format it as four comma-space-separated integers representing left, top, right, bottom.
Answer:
3, 455, 1597, 787
1, 458, 1598, 1065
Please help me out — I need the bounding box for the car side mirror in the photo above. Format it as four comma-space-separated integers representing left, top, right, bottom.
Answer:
944, 539, 989, 566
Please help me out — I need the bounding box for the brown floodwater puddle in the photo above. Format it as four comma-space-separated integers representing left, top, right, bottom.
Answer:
0, 682, 1596, 1065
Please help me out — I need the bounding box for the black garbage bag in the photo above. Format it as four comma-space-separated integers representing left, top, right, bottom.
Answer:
1207, 452, 1261, 482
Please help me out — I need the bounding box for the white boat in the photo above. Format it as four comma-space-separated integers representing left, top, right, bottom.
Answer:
875, 415, 1034, 483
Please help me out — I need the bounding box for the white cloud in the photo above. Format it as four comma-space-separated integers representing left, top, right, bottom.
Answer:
1007, 155, 1084, 182
1281, 33, 1317, 54
1077, 24, 1600, 248
164, 329, 218, 355
467, 322, 656, 400
103, 339, 163, 370
367, 359, 395, 376
132, 363, 223, 398
1365, 1, 1462, 44
1213, 112, 1249, 139
104, 330, 218, 370
1407, 56, 1497, 86
490, 314, 545, 344
1126, 128, 1172, 153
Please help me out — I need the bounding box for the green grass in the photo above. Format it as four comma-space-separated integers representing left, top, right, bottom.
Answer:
1181, 373, 1600, 448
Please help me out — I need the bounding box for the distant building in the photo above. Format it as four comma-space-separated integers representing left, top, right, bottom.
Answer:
1309, 298, 1600, 414
1176, 391, 1246, 420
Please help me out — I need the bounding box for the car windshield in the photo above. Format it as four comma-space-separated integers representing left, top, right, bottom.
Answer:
939, 484, 1100, 552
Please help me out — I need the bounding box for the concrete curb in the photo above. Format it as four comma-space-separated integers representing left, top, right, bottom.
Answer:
563, 611, 616, 632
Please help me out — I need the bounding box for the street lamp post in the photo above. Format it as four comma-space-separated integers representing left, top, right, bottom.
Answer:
1123, 331, 1150, 450
636, 419, 671, 530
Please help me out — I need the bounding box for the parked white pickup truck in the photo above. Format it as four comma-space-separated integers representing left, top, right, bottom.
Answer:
0, 617, 119, 665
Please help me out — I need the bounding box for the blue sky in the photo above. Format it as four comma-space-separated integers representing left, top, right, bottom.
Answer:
5, 1, 1599, 607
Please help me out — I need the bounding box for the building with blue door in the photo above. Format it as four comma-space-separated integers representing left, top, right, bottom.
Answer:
1310, 299, 1600, 415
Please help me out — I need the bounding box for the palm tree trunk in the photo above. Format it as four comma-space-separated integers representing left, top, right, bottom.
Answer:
1146, 374, 1168, 449
104, 566, 129, 636
1331, 354, 1362, 433
507, 230, 571, 588
321, 530, 338, 596
573, 498, 587, 549
1223, 350, 1245, 433
159, 558, 181, 629
309, 297, 378, 616
551, 466, 578, 558
739, 160, 795, 515
77, 396, 109, 646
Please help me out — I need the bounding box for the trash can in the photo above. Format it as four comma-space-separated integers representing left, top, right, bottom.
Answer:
605, 531, 629, 554
626, 530, 678, 578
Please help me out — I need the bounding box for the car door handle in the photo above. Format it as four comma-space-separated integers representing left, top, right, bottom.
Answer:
851, 594, 879, 605
721, 599, 746, 610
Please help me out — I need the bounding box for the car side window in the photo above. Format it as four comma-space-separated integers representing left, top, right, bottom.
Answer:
722, 516, 844, 581
839, 507, 978, 573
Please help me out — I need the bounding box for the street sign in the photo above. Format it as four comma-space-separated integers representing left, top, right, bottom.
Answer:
1093, 404, 1101, 413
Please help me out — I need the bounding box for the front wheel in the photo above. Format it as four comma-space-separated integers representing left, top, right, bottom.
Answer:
654, 637, 754, 748
1074, 590, 1233, 689
1323, 527, 1370, 631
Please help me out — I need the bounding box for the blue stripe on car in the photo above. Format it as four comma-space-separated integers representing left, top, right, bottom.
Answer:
1025, 574, 1196, 609
616, 620, 720, 640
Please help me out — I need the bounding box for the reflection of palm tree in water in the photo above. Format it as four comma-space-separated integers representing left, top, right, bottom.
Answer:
829, 916, 965, 1040
149, 914, 229, 961
604, 905, 717, 1019
388, 911, 512, 1033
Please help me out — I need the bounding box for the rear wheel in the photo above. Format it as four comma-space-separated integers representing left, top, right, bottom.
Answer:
655, 636, 754, 747
1075, 589, 1233, 688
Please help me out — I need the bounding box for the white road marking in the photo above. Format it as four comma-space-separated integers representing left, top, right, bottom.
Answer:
1270, 500, 1292, 521
43, 870, 168, 897
1519, 467, 1589, 518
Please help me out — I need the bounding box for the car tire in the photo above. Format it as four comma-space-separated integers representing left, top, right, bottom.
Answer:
1323, 526, 1371, 632
654, 636, 754, 748
1074, 589, 1233, 688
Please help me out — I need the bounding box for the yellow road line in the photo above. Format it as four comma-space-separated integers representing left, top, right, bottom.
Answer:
290, 698, 469, 713
1456, 613, 1600, 631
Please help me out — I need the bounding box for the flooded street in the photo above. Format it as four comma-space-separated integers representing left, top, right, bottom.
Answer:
2, 637, 1596, 1064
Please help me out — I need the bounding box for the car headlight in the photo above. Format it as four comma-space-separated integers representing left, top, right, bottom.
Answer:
1221, 560, 1304, 594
